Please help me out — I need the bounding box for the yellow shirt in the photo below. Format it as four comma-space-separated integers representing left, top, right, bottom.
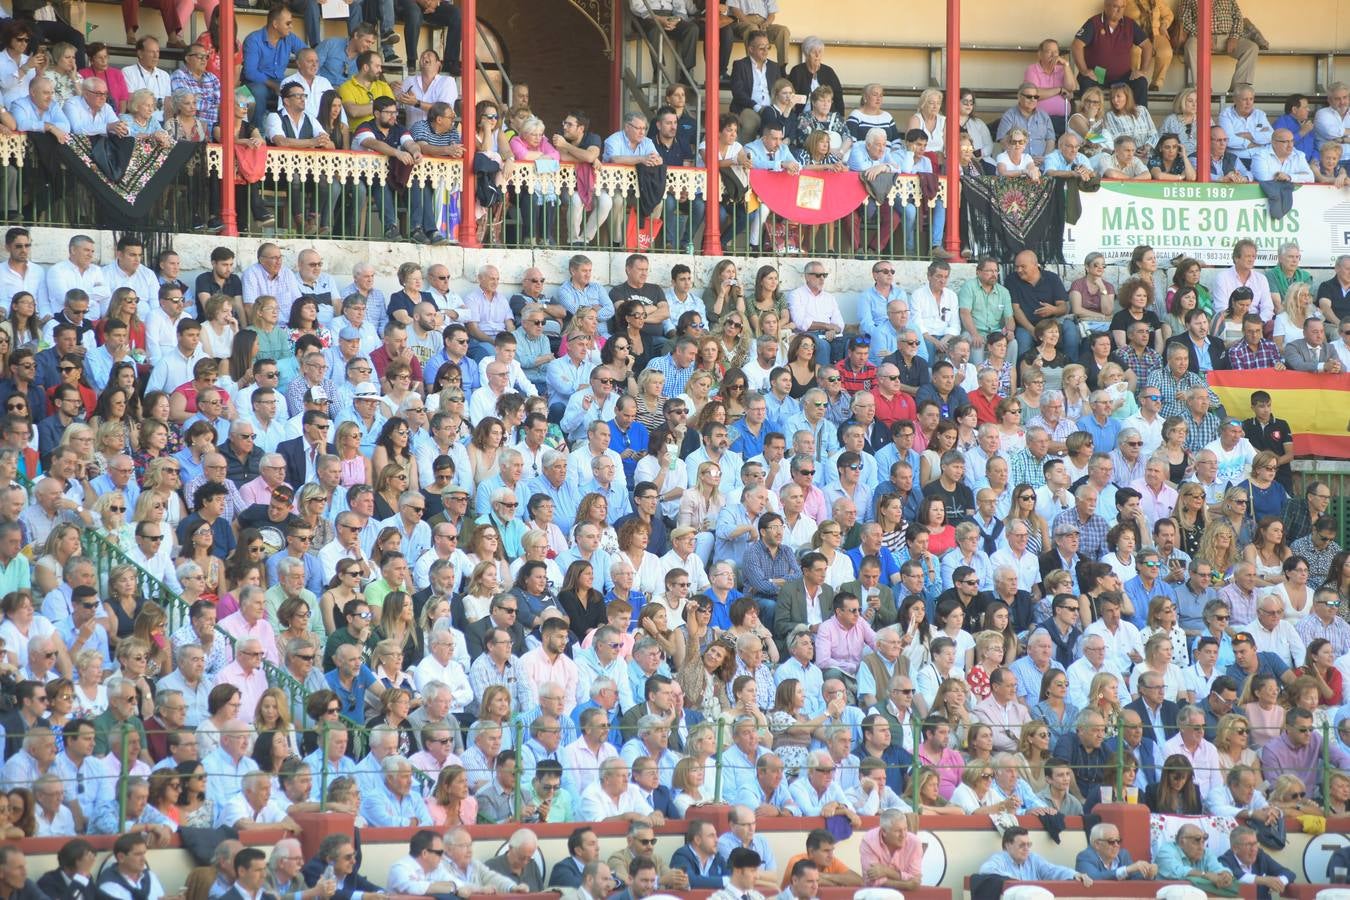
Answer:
337, 76, 394, 130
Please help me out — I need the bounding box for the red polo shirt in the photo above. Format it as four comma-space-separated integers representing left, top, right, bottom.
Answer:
875, 388, 917, 428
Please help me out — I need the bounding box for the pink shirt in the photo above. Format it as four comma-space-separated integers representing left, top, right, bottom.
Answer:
1022, 62, 1072, 118
859, 827, 923, 886
917, 744, 966, 799
519, 648, 580, 713
216, 660, 269, 721
238, 476, 275, 508
217, 611, 281, 665
814, 615, 877, 675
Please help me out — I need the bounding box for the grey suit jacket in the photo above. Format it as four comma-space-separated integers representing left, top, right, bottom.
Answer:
1283, 337, 1335, 372
838, 580, 897, 629
772, 581, 835, 642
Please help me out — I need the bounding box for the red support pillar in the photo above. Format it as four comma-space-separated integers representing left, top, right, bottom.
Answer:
219, 0, 237, 236
458, 0, 480, 247
1196, 1, 1213, 182
700, 13, 721, 255
610, 2, 623, 133
942, 2, 961, 257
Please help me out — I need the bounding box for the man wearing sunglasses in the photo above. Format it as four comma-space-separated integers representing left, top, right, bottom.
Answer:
1074, 823, 1157, 882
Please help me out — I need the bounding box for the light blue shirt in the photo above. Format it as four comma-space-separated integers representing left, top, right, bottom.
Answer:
10, 96, 69, 132
602, 131, 657, 162
775, 657, 826, 715
664, 289, 704, 334
512, 327, 553, 377
743, 138, 795, 170
545, 356, 597, 408
713, 504, 757, 569
1218, 105, 1273, 158
578, 477, 632, 522
556, 281, 615, 323
62, 96, 118, 136
978, 850, 1077, 880
303, 749, 358, 801
940, 548, 994, 592
561, 390, 618, 443
360, 782, 433, 827
763, 393, 801, 434
858, 284, 906, 339
788, 776, 851, 815
82, 344, 136, 393
555, 546, 613, 594
846, 143, 907, 173
1251, 148, 1315, 182
716, 832, 777, 872
524, 473, 582, 538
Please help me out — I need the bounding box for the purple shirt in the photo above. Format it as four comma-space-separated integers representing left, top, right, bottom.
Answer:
1259, 732, 1350, 799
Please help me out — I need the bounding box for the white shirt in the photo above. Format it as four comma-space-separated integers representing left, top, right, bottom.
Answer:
1203, 437, 1257, 487
388, 855, 452, 895
1218, 104, 1273, 159
0, 260, 45, 316
1122, 412, 1164, 456
1083, 618, 1144, 674
786, 285, 844, 334
102, 261, 161, 320
279, 71, 339, 120
145, 306, 192, 362
214, 793, 290, 829
44, 259, 109, 321
122, 64, 172, 103
1251, 149, 1314, 183
412, 655, 473, 711
1066, 656, 1131, 709
145, 345, 207, 395
1240, 617, 1307, 668
1314, 104, 1350, 154
578, 781, 653, 820
1211, 267, 1275, 324
909, 284, 960, 338
399, 72, 458, 127
990, 547, 1040, 594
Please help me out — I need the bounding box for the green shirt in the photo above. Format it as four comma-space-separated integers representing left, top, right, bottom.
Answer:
1264, 265, 1313, 300
362, 577, 397, 612
322, 626, 372, 671
92, 710, 148, 756
957, 278, 1014, 336
264, 585, 325, 642
0, 554, 31, 597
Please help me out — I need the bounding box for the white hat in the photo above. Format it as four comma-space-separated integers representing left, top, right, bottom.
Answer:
352, 382, 381, 399
1155, 887, 1208, 900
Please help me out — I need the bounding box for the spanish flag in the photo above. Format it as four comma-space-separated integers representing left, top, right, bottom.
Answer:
1207, 369, 1350, 458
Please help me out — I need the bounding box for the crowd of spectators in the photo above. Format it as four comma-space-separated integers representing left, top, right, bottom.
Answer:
0, 222, 1345, 892
2, 0, 1346, 252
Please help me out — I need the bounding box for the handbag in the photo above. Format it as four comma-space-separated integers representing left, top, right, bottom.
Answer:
625, 209, 663, 251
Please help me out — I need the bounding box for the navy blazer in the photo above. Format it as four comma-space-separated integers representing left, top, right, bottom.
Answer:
1073, 847, 1142, 881
1104, 734, 1162, 787
1125, 697, 1180, 741
645, 783, 680, 821
277, 435, 335, 491
301, 857, 381, 900
547, 856, 586, 889
1218, 848, 1296, 900
669, 844, 729, 889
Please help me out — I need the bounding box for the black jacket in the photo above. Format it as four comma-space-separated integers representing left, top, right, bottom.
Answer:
300, 859, 381, 900
38, 871, 91, 900
787, 62, 845, 116
276, 436, 335, 492
729, 56, 783, 114
1165, 333, 1229, 375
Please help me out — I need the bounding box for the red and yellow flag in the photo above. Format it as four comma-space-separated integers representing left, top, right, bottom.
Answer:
1207, 369, 1350, 458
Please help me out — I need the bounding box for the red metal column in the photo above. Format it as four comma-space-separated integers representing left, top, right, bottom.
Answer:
700, 12, 721, 254
458, 0, 479, 247
1196, 0, 1213, 182
610, 2, 623, 132
219, 0, 237, 236
942, 2, 961, 256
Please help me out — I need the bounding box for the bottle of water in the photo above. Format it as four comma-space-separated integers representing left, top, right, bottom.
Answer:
323, 864, 335, 884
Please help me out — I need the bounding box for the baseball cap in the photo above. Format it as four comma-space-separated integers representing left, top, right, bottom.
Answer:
339, 326, 362, 341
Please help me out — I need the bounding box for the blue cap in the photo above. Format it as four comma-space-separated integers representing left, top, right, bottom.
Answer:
339, 326, 361, 341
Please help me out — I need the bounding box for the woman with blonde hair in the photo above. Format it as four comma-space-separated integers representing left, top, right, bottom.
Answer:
677, 461, 725, 563
1087, 672, 1124, 737
72, 649, 108, 718
1213, 712, 1260, 780
253, 687, 300, 757
670, 756, 712, 815
1014, 719, 1053, 795
907, 87, 948, 156
131, 602, 172, 676
1198, 519, 1240, 580
1129, 631, 1190, 703
811, 519, 856, 588
332, 420, 370, 487
1160, 87, 1199, 154
995, 127, 1040, 180
1171, 481, 1208, 556
1067, 86, 1112, 154
1273, 281, 1320, 349
933, 677, 972, 748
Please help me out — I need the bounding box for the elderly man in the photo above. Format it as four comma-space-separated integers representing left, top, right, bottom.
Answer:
789, 750, 860, 824
361, 755, 432, 827
1053, 709, 1110, 792
1254, 128, 1315, 182
972, 666, 1030, 752
1161, 704, 1225, 797
64, 77, 127, 136
216, 770, 301, 832
1075, 822, 1157, 881
1219, 86, 1272, 164
11, 76, 70, 141
1243, 595, 1307, 667
1156, 823, 1236, 891
215, 636, 270, 721
202, 724, 260, 809
1220, 825, 1296, 900
857, 808, 922, 890
996, 84, 1055, 161
579, 758, 658, 824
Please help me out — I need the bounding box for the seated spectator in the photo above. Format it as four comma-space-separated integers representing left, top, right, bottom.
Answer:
994, 128, 1041, 180
729, 31, 783, 142
64, 77, 126, 137
352, 95, 421, 242
1070, 0, 1152, 108
1178, 0, 1259, 98
1074, 822, 1158, 880
1253, 128, 1315, 182
1272, 94, 1317, 163
1150, 132, 1197, 181
1097, 135, 1150, 180
997, 84, 1055, 163
1220, 825, 1296, 900
978, 825, 1093, 883
1155, 823, 1236, 892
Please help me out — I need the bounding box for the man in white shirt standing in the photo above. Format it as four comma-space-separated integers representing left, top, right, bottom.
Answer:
44, 234, 108, 321
101, 235, 160, 319
787, 261, 845, 364
0, 228, 44, 316
121, 37, 171, 106
909, 259, 960, 358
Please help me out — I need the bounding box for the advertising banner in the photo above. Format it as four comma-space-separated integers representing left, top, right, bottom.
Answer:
1063, 181, 1350, 266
